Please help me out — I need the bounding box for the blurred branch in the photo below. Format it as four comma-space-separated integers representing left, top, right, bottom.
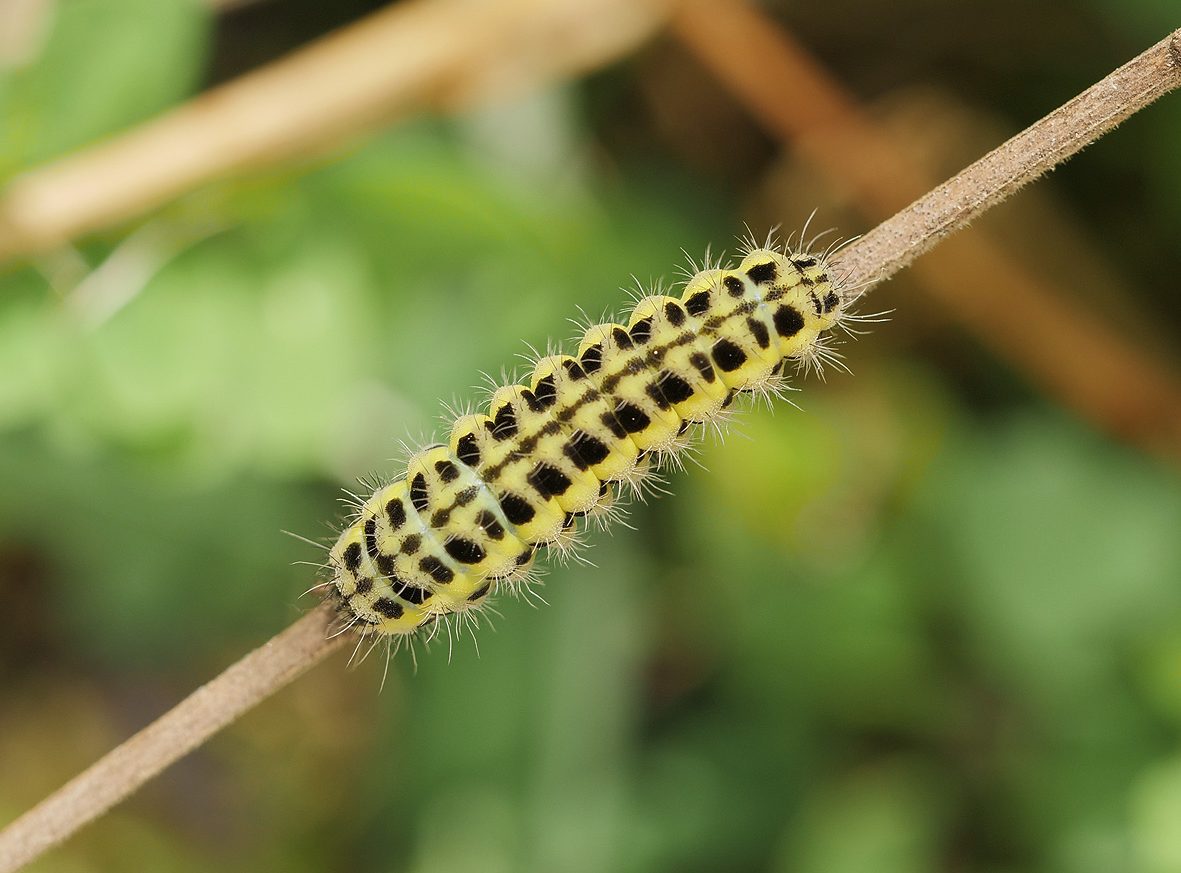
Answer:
673, 0, 1181, 460
0, 0, 675, 264
1, 21, 1180, 873
0, 0, 53, 70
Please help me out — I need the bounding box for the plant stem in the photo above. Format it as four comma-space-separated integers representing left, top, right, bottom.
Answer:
0, 605, 344, 873
829, 27, 1181, 294
674, 0, 1181, 461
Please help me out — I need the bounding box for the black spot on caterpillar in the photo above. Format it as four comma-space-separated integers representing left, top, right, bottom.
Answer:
326, 241, 852, 648
711, 337, 748, 372
774, 304, 805, 338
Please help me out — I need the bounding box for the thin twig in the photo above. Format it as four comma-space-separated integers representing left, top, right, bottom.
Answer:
0, 0, 674, 264
671, 3, 1181, 295
1, 26, 1179, 873
0, 604, 344, 873
674, 2, 1181, 459
829, 27, 1181, 294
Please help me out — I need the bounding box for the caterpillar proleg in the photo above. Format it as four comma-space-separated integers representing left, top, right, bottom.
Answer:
325, 238, 854, 652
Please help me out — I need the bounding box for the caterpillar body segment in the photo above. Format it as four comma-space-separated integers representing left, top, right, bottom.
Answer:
626, 294, 730, 424
326, 245, 848, 642
527, 354, 641, 483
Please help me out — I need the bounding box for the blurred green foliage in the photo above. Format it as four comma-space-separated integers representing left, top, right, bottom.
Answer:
2, 1, 1180, 872
0, 0, 207, 173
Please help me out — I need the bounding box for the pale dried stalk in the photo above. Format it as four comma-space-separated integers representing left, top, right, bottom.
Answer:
1, 27, 1179, 873
0, 0, 675, 263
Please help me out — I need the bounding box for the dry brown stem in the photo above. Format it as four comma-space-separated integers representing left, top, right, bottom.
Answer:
0, 0, 674, 263
1, 20, 1179, 873
0, 604, 344, 873
673, 1, 1181, 458
833, 28, 1181, 292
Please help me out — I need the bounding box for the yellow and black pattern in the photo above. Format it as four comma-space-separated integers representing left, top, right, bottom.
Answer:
327, 244, 846, 640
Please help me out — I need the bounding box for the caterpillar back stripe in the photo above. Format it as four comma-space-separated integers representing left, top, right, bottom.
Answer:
324, 239, 852, 651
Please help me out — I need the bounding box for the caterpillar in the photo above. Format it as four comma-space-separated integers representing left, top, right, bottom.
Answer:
324, 237, 854, 656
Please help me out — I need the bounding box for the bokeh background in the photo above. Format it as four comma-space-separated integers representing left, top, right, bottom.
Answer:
2, 0, 1181, 871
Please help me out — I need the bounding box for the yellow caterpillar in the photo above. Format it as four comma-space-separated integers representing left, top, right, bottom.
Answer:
325, 240, 849, 650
